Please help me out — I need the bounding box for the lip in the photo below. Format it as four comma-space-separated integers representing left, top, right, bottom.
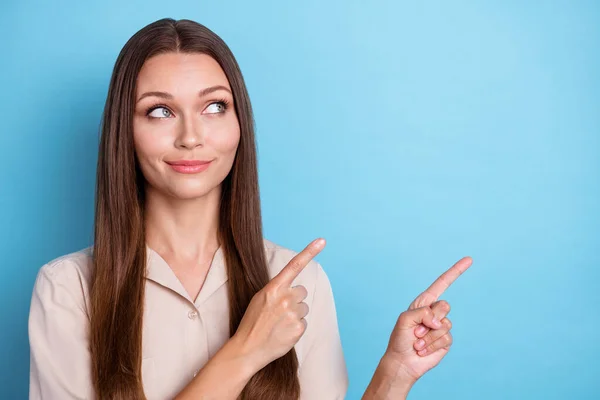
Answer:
165, 159, 213, 166
165, 159, 213, 174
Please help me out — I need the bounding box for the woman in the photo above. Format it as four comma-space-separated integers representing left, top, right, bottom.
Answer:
28, 18, 472, 400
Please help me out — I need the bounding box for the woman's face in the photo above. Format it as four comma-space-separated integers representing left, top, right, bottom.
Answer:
133, 52, 240, 200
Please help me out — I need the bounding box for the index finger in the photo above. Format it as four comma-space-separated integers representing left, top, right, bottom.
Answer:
421, 256, 473, 302
271, 238, 326, 287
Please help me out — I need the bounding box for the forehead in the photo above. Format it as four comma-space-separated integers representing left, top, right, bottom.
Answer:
136, 52, 231, 94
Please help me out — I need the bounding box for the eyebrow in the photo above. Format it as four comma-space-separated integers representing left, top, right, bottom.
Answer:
136, 85, 232, 103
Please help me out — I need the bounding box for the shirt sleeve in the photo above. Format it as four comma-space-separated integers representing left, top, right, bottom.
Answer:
28, 264, 93, 400
298, 263, 349, 400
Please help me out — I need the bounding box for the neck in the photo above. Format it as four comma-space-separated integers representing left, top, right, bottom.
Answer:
144, 184, 222, 262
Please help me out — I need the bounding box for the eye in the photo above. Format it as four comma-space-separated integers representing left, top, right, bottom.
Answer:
204, 101, 228, 115
147, 106, 173, 119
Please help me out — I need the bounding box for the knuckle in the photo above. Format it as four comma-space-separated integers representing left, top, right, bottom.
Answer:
439, 300, 451, 313
443, 318, 452, 330
426, 341, 437, 352
289, 260, 301, 272
420, 291, 437, 305
443, 333, 453, 346
422, 332, 433, 344
408, 298, 421, 310
264, 287, 277, 302
280, 298, 291, 309
292, 285, 308, 300
301, 302, 309, 317
424, 330, 436, 342
294, 320, 307, 336
423, 307, 433, 319
297, 285, 308, 298
398, 310, 411, 324
285, 310, 297, 321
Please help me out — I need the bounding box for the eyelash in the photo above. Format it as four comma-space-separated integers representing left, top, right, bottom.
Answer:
144, 99, 230, 119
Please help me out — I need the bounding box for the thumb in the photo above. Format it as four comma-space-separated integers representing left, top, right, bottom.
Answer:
396, 305, 442, 331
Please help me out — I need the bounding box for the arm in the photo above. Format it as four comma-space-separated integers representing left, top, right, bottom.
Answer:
179, 262, 351, 400
363, 256, 473, 399
361, 354, 416, 400
175, 248, 327, 399
29, 262, 261, 400
300, 276, 417, 400
174, 335, 258, 400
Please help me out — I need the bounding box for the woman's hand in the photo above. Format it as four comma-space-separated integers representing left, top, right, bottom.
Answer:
384, 256, 473, 384
231, 238, 326, 371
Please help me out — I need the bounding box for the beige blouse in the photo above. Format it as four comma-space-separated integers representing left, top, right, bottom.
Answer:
28, 238, 348, 399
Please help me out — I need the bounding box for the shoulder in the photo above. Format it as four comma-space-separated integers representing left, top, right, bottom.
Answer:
31, 247, 94, 314
37, 247, 94, 284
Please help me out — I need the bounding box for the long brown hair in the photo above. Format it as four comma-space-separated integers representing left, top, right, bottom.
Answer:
91, 18, 300, 400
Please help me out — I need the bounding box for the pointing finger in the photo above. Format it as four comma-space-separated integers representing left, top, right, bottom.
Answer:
420, 256, 472, 303
271, 238, 326, 287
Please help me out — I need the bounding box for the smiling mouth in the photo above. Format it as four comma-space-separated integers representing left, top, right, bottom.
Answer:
165, 160, 213, 174
165, 159, 213, 166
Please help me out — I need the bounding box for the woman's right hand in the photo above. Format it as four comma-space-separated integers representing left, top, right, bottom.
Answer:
231, 238, 326, 371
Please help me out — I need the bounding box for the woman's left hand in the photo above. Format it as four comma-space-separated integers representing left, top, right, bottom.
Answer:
383, 256, 473, 383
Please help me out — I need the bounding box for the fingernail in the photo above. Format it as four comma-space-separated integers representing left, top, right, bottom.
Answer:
432, 318, 441, 328
415, 326, 427, 336
415, 339, 425, 349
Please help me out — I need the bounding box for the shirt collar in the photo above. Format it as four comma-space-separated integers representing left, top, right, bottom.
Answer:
145, 245, 227, 306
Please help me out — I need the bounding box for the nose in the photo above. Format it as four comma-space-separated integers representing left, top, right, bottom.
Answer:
175, 112, 204, 149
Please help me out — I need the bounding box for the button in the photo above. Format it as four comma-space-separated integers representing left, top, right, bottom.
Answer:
188, 310, 198, 319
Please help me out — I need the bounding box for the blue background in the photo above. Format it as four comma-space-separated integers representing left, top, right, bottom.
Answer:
1, 1, 599, 398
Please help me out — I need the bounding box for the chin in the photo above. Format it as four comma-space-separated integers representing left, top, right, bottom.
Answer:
168, 183, 220, 200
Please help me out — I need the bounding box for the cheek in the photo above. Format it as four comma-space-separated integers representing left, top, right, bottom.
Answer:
132, 130, 173, 184
133, 128, 171, 162
208, 121, 240, 155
